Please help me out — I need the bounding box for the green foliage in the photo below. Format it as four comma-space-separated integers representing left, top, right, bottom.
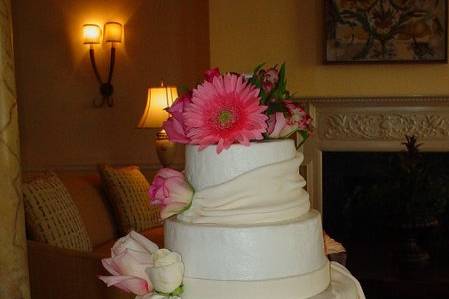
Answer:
265, 101, 288, 115
249, 63, 289, 107
156, 284, 184, 297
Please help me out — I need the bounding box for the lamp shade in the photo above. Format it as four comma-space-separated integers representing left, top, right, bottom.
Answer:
104, 22, 123, 43
83, 24, 102, 44
138, 85, 178, 128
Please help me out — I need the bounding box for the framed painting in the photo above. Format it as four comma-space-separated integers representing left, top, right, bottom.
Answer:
324, 0, 448, 64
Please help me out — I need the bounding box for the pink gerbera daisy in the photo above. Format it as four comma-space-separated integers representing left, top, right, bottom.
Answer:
184, 74, 268, 153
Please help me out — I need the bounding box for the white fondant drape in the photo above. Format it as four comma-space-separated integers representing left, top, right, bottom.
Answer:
329, 262, 366, 299
178, 154, 310, 225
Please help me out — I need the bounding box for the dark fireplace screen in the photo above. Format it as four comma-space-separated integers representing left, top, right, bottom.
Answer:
322, 151, 449, 244
322, 151, 449, 298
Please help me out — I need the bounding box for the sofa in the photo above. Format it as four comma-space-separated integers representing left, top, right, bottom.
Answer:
26, 169, 163, 299
25, 169, 347, 299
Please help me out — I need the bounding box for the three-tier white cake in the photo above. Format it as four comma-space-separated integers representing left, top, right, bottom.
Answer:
165, 139, 365, 299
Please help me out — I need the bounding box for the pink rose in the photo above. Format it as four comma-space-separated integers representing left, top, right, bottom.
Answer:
266, 112, 287, 138
163, 92, 192, 144
149, 168, 194, 219
98, 231, 158, 296
204, 67, 221, 82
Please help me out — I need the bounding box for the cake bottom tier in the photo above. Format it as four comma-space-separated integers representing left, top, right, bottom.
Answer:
180, 261, 365, 299
181, 261, 330, 299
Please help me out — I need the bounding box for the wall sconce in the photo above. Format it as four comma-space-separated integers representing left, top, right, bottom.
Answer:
83, 22, 123, 107
138, 83, 179, 167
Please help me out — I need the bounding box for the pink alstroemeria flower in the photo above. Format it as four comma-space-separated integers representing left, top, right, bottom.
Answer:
98, 231, 158, 296
279, 100, 312, 137
204, 67, 221, 82
261, 67, 279, 93
149, 168, 194, 219
163, 92, 192, 144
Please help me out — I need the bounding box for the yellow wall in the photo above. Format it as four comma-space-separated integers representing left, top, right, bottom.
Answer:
12, 0, 209, 170
210, 0, 449, 97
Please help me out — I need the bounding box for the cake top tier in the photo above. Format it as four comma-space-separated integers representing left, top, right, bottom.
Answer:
185, 139, 296, 191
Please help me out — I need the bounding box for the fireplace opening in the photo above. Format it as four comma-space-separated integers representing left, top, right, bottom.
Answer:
323, 151, 449, 241
322, 151, 449, 299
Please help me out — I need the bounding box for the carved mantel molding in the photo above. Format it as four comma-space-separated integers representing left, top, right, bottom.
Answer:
302, 95, 449, 142
320, 112, 449, 141
303, 95, 449, 105
301, 96, 449, 212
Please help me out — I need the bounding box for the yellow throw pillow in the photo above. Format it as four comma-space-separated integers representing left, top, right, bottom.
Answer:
99, 165, 161, 234
23, 172, 92, 252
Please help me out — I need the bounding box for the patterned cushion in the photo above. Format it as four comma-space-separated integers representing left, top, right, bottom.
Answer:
23, 172, 92, 252
99, 165, 161, 234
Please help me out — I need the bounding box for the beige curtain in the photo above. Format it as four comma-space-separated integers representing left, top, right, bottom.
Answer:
0, 0, 30, 298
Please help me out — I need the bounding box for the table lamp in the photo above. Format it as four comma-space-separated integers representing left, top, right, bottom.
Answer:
138, 83, 178, 167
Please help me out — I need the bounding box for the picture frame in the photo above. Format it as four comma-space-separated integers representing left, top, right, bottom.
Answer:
324, 0, 448, 64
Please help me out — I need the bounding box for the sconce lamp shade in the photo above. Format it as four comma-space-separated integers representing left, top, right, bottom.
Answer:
138, 85, 178, 128
83, 24, 102, 44
104, 22, 123, 43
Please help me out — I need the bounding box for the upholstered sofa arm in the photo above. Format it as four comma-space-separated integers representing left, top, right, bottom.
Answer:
27, 240, 132, 299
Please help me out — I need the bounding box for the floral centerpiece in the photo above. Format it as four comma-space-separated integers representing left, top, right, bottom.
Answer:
150, 63, 313, 222
99, 64, 312, 299
164, 64, 312, 153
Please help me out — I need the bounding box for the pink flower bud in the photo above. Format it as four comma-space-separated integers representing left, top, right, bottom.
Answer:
262, 67, 279, 93
163, 92, 193, 144
149, 168, 194, 220
204, 67, 221, 82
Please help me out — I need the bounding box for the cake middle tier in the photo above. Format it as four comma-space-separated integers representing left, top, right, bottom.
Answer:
165, 210, 327, 281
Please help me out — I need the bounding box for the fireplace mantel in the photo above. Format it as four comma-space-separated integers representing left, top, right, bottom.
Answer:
302, 96, 449, 212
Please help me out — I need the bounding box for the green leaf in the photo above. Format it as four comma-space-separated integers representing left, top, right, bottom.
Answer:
156, 284, 184, 297
171, 284, 184, 296
278, 63, 287, 90
266, 102, 288, 115
296, 131, 309, 149
253, 63, 265, 74
179, 85, 190, 94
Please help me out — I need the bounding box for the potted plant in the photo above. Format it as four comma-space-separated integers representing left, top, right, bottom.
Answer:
392, 135, 447, 266
344, 135, 448, 266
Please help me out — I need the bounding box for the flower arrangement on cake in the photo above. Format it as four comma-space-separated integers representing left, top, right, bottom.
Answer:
151, 63, 313, 223
163, 64, 312, 153
98, 64, 313, 299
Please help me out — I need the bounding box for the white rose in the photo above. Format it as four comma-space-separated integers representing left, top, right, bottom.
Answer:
112, 230, 159, 256
146, 249, 184, 294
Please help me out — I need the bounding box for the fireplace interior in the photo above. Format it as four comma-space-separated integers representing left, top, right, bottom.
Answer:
323, 151, 449, 299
